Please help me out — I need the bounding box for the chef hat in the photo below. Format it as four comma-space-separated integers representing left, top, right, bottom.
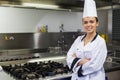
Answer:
83, 0, 97, 18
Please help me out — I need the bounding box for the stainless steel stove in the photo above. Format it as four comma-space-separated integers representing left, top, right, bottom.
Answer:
1, 59, 71, 80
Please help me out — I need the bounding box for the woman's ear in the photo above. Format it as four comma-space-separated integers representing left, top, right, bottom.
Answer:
96, 22, 99, 27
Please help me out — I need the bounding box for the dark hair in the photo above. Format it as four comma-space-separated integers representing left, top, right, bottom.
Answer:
95, 17, 99, 22
82, 17, 99, 22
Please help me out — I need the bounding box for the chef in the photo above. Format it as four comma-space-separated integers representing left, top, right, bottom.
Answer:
66, 0, 107, 80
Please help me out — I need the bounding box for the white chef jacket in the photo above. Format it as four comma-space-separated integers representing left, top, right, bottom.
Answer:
66, 34, 107, 80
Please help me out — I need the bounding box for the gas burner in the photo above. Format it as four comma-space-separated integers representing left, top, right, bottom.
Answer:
2, 61, 70, 80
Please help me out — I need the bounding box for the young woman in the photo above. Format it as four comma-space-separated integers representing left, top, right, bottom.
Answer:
66, 16, 107, 80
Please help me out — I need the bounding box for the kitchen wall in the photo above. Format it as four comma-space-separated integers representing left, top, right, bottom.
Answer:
0, 7, 108, 33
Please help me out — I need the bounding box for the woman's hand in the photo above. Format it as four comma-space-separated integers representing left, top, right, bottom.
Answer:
72, 53, 77, 58
72, 53, 91, 66
78, 58, 91, 66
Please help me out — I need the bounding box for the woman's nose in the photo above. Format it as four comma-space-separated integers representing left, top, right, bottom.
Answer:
86, 22, 91, 26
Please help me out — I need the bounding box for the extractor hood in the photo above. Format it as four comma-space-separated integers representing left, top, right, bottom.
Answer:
0, 0, 119, 11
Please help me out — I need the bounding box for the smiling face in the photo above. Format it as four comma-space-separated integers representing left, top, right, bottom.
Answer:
83, 17, 99, 34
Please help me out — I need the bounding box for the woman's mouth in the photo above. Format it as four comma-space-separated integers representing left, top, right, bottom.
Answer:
87, 26, 92, 31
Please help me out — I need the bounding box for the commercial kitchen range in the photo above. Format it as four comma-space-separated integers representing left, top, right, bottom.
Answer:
0, 32, 120, 80
0, 52, 120, 80
0, 56, 71, 80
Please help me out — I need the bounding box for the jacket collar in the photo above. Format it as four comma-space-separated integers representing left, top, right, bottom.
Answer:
81, 32, 98, 42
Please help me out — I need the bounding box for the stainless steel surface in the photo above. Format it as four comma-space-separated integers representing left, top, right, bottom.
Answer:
0, 32, 82, 65
108, 10, 113, 45
104, 62, 120, 71
107, 45, 120, 58
0, 33, 54, 49
0, 56, 71, 80
0, 47, 120, 80
0, 32, 80, 50
34, 33, 51, 49
0, 52, 66, 66
0, 0, 119, 11
106, 70, 120, 80
0, 60, 120, 80
0, 33, 34, 49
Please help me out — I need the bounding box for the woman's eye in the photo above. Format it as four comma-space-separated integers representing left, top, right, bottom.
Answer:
84, 21, 88, 24
90, 20, 94, 23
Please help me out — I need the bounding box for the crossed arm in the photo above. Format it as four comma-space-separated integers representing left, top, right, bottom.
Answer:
72, 53, 90, 66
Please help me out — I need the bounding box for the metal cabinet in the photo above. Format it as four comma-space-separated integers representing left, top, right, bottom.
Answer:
106, 70, 120, 80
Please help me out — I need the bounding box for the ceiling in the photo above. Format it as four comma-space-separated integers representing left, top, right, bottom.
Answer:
0, 0, 119, 11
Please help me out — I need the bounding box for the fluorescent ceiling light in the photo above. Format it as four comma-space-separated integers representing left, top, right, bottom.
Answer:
22, 3, 59, 9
